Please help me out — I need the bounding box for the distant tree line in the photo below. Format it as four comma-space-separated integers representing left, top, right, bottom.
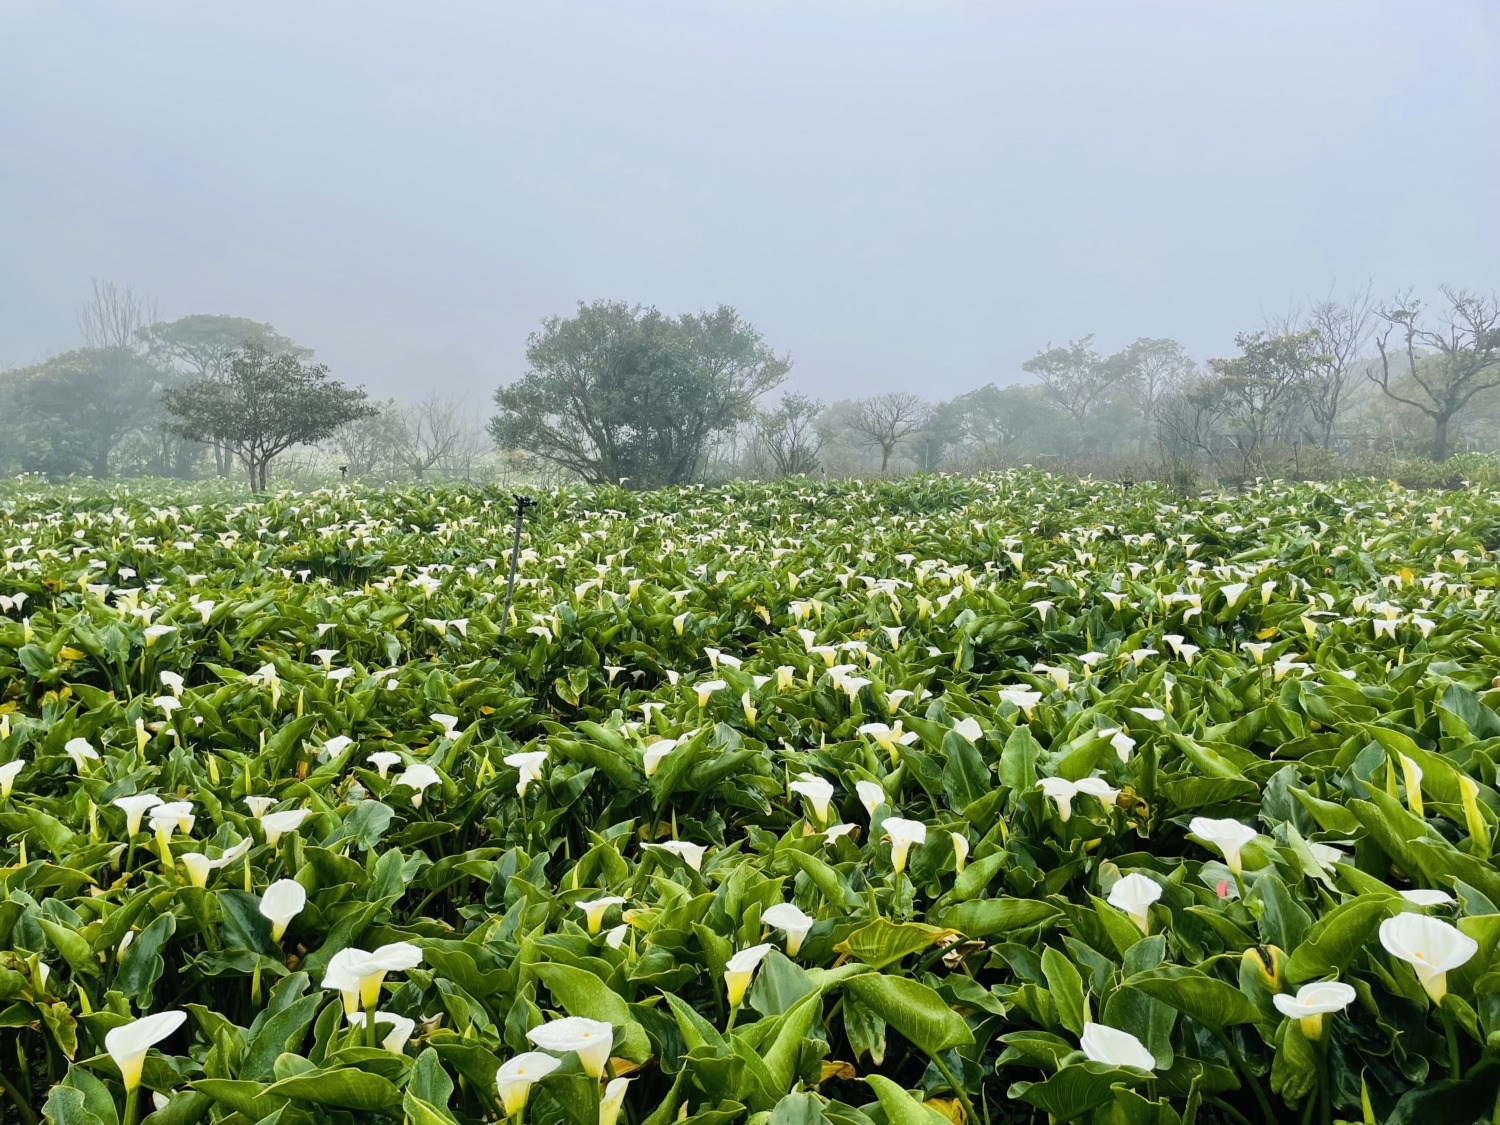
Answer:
0, 282, 489, 491
5, 282, 1496, 492
487, 286, 1500, 489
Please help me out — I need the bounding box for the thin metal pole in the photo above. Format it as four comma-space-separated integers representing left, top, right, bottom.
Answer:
500, 495, 534, 636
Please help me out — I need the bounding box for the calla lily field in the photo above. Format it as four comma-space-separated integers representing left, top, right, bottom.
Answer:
3, 470, 1500, 1124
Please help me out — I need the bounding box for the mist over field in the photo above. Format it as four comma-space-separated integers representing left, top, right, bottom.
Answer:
3, 1, 1496, 406
7, 8, 1500, 1123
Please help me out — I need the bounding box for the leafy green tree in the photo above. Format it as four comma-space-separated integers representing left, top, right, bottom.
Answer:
146, 315, 312, 476
163, 344, 376, 491
8, 348, 165, 477
932, 383, 1066, 462
1372, 287, 1500, 461
1207, 330, 1323, 473
1022, 337, 1132, 453
490, 301, 790, 489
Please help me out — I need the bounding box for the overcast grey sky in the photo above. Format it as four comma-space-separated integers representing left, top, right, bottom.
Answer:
2, 1, 1496, 404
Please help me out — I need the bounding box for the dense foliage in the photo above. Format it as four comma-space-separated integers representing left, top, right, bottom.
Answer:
2, 471, 1500, 1124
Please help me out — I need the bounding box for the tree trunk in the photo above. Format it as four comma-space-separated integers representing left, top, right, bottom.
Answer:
248, 456, 260, 493
880, 445, 891, 474
1433, 414, 1450, 462
258, 459, 269, 491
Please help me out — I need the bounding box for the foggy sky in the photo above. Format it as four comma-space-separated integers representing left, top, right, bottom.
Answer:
2, 1, 1497, 406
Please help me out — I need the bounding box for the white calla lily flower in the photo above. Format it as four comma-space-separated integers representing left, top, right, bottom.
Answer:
260, 808, 311, 847
1106, 872, 1162, 934
761, 902, 815, 955
527, 1015, 615, 1077
576, 896, 627, 935
496, 1051, 562, 1115
259, 879, 307, 941
600, 1076, 633, 1125
105, 1010, 187, 1092
504, 751, 549, 796
1379, 913, 1477, 1003
883, 817, 926, 874
346, 1010, 416, 1054
724, 942, 774, 1007
1272, 981, 1356, 1040
789, 773, 835, 825
1188, 816, 1259, 875
113, 793, 164, 837
1079, 1021, 1155, 1071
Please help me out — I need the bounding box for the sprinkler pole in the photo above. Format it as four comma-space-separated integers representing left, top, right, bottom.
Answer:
500, 494, 536, 636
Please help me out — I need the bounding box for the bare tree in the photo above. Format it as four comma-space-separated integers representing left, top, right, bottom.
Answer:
1121, 338, 1196, 452
78, 279, 158, 351
757, 392, 825, 476
1156, 375, 1229, 466
1371, 286, 1500, 461
1272, 283, 1374, 450
450, 416, 494, 481
846, 392, 928, 473
331, 398, 406, 478
400, 393, 465, 478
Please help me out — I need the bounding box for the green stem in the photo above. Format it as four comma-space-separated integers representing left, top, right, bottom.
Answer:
725, 1003, 740, 1033
1206, 1096, 1256, 1125
1213, 1027, 1276, 1125
1441, 1002, 1461, 1080
123, 1087, 139, 1125
930, 1051, 985, 1125
1318, 1037, 1332, 1125
0, 1066, 39, 1125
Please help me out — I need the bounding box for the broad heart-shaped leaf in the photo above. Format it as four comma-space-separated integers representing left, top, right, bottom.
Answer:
1254, 874, 1312, 953
940, 730, 990, 812
42, 1085, 110, 1125
834, 919, 959, 971
116, 911, 175, 1008
770, 1091, 829, 1125
216, 888, 280, 957
756, 988, 825, 1096
1268, 1017, 1318, 1108
1384, 1060, 1500, 1125
1040, 946, 1087, 1036
404, 1092, 462, 1125
748, 950, 818, 1015
37, 916, 99, 978
545, 734, 637, 788
189, 1078, 288, 1121
1285, 894, 1398, 984
45, 1065, 118, 1125
532, 961, 651, 1062
139, 1090, 214, 1125
1123, 971, 1258, 1029
408, 1046, 456, 1110
779, 847, 860, 909
1007, 1063, 1125, 1121
864, 1075, 951, 1125
319, 797, 394, 852
998, 725, 1041, 796
842, 973, 973, 1054
262, 1066, 403, 1114
935, 897, 1059, 938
